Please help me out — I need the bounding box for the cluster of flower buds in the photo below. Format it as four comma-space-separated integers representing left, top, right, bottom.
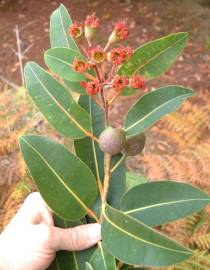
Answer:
68, 13, 145, 96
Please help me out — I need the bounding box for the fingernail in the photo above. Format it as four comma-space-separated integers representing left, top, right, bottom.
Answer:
87, 223, 101, 243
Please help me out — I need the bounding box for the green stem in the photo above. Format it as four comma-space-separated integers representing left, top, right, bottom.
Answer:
111, 154, 125, 173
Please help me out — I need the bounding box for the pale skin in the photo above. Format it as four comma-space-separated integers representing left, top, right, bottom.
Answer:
0, 192, 101, 270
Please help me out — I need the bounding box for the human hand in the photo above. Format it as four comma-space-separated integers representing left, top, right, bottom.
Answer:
0, 192, 101, 270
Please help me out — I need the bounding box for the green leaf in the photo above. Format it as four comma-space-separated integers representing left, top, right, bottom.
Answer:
125, 86, 194, 136
19, 135, 98, 220
89, 242, 116, 270
109, 155, 126, 209
48, 216, 95, 270
122, 87, 138, 96
102, 204, 192, 267
126, 171, 148, 191
24, 61, 91, 139
85, 263, 94, 270
48, 216, 82, 270
120, 266, 146, 270
118, 32, 188, 79
65, 80, 87, 95
50, 4, 79, 51
44, 48, 86, 82
74, 95, 104, 217
49, 5, 86, 96
74, 95, 104, 179
48, 251, 77, 270
121, 181, 210, 227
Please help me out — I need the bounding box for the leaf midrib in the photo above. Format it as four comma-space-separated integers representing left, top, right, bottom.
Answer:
104, 207, 191, 255
125, 92, 191, 132
98, 242, 107, 270
89, 96, 101, 184
59, 5, 79, 51
28, 63, 89, 136
45, 53, 71, 67
59, 7, 70, 48
124, 198, 210, 215
120, 33, 188, 76
21, 137, 90, 214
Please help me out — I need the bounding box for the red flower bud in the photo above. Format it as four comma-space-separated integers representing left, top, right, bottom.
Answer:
81, 80, 101, 95
122, 46, 133, 60
85, 13, 100, 28
107, 47, 125, 65
91, 46, 105, 63
68, 23, 83, 39
72, 58, 89, 73
108, 20, 129, 44
107, 46, 133, 65
130, 75, 145, 89
85, 13, 99, 42
112, 75, 129, 92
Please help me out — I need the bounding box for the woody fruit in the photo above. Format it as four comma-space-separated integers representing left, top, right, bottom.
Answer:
125, 133, 146, 156
99, 127, 126, 155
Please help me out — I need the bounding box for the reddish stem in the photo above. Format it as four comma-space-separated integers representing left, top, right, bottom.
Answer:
91, 95, 105, 111
107, 65, 116, 82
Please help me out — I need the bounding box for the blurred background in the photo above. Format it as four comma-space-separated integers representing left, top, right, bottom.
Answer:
0, 1, 210, 268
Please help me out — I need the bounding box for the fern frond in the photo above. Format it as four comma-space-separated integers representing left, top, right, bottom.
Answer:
1, 178, 35, 230
167, 252, 210, 270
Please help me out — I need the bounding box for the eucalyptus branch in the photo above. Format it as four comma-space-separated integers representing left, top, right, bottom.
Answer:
91, 95, 105, 111
100, 153, 111, 222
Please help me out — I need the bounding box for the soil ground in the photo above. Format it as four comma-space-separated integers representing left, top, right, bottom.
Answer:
0, 0, 209, 91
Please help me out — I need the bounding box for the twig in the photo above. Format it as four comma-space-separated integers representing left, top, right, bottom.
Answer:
22, 43, 34, 56
102, 153, 111, 204
19, 20, 36, 31
107, 65, 116, 82
14, 25, 25, 86
86, 208, 100, 223
0, 75, 20, 90
6, 44, 18, 56
108, 91, 121, 107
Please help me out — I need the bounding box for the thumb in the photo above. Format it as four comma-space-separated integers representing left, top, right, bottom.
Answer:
51, 223, 101, 251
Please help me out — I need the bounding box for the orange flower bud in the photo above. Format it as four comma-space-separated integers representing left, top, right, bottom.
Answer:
68, 23, 83, 39
72, 58, 89, 73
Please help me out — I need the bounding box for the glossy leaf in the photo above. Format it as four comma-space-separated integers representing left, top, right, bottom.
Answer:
121, 181, 210, 227
48, 216, 94, 270
118, 32, 188, 79
48, 216, 81, 270
74, 95, 104, 216
102, 204, 192, 267
44, 48, 86, 82
49, 6, 86, 96
65, 80, 87, 95
86, 263, 94, 270
126, 171, 148, 191
50, 4, 79, 51
89, 242, 116, 270
19, 135, 98, 220
125, 86, 194, 136
109, 155, 126, 209
24, 62, 91, 139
